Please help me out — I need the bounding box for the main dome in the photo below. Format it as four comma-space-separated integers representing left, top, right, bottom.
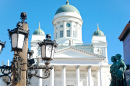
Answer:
55, 1, 80, 15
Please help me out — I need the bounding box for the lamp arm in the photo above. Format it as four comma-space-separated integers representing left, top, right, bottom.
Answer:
0, 65, 12, 85
31, 70, 50, 79
0, 65, 12, 77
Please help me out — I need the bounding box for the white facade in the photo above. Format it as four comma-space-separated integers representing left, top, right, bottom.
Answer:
30, 1, 111, 86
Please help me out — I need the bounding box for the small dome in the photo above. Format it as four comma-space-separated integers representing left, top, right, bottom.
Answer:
55, 1, 80, 15
93, 24, 104, 36
33, 23, 45, 35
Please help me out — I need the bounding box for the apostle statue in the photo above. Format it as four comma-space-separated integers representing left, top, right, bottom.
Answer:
110, 54, 127, 86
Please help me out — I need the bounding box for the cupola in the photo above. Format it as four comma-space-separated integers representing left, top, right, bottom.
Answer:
33, 22, 45, 35
93, 24, 104, 36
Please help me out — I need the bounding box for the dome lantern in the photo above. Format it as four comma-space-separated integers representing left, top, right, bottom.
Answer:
93, 23, 104, 36
33, 22, 45, 35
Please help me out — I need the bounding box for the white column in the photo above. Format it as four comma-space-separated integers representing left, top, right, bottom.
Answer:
88, 66, 92, 86
63, 20, 66, 37
99, 66, 103, 86
50, 66, 54, 86
97, 68, 100, 86
38, 69, 42, 86
62, 65, 66, 86
70, 21, 73, 38
76, 65, 80, 86
105, 47, 108, 60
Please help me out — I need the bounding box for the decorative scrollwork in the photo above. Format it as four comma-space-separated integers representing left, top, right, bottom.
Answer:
0, 65, 12, 85
27, 65, 52, 85
12, 56, 23, 83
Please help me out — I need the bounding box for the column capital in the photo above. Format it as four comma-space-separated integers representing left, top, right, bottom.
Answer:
51, 65, 54, 68
99, 65, 103, 70
97, 65, 103, 71
62, 65, 66, 68
70, 20, 73, 22
63, 20, 66, 22
88, 65, 91, 69
76, 65, 80, 69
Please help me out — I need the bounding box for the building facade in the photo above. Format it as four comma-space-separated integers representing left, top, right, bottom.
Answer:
119, 21, 130, 86
30, 1, 110, 86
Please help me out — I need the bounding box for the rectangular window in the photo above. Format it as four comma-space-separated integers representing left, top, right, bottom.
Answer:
56, 33, 57, 38
60, 25, 63, 28
73, 31, 77, 37
56, 27, 58, 29
60, 30, 63, 38
66, 30, 70, 37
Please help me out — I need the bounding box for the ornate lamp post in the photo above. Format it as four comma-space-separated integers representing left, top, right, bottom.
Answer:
0, 12, 57, 86
27, 34, 57, 85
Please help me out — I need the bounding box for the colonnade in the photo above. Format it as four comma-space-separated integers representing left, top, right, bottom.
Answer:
38, 65, 103, 86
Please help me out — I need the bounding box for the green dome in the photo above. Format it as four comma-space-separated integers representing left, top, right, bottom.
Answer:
33, 23, 45, 35
55, 1, 80, 15
93, 28, 104, 36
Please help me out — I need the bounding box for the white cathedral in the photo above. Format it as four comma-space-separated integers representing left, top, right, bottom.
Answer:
30, 1, 111, 86
0, 1, 111, 86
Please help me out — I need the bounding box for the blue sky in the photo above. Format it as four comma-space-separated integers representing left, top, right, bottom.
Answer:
0, 0, 130, 65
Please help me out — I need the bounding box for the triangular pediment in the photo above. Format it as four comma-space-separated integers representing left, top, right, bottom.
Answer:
54, 47, 105, 59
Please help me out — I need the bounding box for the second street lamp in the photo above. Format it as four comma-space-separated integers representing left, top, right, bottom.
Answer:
38, 34, 58, 65
27, 34, 58, 85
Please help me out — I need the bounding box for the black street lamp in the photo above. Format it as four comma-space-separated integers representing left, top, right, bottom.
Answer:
38, 34, 57, 65
8, 22, 29, 52
0, 12, 57, 85
27, 34, 57, 85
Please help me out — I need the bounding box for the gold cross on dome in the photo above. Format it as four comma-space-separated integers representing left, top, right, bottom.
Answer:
39, 22, 40, 29
97, 23, 99, 30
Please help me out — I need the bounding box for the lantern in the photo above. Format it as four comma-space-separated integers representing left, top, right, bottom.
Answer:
8, 22, 29, 51
38, 34, 57, 61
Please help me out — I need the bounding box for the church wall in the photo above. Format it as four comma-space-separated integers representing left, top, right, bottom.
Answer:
123, 33, 130, 65
101, 66, 111, 86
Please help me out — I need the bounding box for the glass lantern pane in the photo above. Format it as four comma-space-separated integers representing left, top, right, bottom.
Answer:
18, 34, 25, 49
51, 47, 55, 59
42, 45, 45, 58
0, 45, 2, 53
46, 45, 52, 58
12, 33, 17, 48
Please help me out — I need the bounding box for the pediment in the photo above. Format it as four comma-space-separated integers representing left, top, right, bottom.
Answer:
54, 47, 105, 59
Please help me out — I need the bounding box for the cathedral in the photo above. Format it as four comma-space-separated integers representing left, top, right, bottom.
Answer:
30, 1, 111, 86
